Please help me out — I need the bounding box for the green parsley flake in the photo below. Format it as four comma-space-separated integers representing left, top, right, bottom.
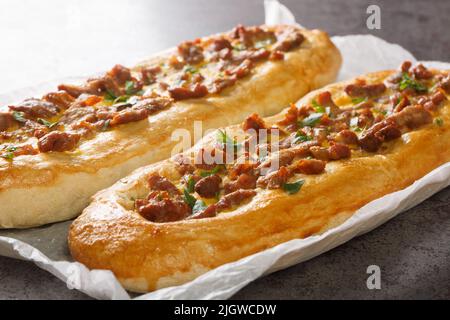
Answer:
125, 81, 138, 95
183, 189, 197, 208
113, 95, 130, 104
101, 119, 111, 131
434, 117, 444, 127
352, 97, 367, 104
399, 73, 428, 93
199, 165, 224, 177
37, 118, 58, 128
283, 179, 305, 195
311, 99, 326, 113
12, 111, 27, 123
293, 131, 312, 144
104, 90, 117, 102
217, 129, 241, 151
183, 65, 199, 74
1, 153, 14, 161
300, 113, 323, 127
1, 146, 17, 161
186, 176, 196, 193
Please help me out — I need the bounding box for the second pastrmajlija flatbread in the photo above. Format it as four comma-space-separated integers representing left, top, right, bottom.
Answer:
69, 62, 450, 292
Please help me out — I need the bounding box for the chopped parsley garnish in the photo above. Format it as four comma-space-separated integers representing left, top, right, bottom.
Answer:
183, 189, 197, 208
125, 81, 140, 95
104, 90, 117, 102
186, 176, 196, 193
217, 129, 241, 151
1, 146, 17, 161
113, 95, 130, 104
399, 73, 428, 93
192, 199, 207, 214
283, 179, 305, 195
183, 65, 199, 74
183, 180, 211, 214
37, 118, 58, 128
352, 97, 367, 104
12, 111, 27, 123
311, 99, 325, 113
114, 95, 140, 106
300, 113, 323, 127
1, 152, 14, 161
199, 165, 224, 177
434, 117, 444, 127
217, 129, 233, 144
101, 119, 111, 131
293, 131, 312, 144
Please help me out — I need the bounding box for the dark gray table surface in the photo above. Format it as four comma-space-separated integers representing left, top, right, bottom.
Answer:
0, 0, 449, 300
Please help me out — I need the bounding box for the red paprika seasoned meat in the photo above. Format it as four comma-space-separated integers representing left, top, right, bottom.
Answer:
133, 62, 448, 223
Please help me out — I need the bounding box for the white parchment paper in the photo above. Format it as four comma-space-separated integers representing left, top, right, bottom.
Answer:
0, 0, 449, 300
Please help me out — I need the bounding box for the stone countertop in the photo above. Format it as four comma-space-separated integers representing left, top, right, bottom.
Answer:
0, 0, 449, 299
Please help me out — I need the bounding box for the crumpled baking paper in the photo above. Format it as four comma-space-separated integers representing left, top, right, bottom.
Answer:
0, 0, 449, 300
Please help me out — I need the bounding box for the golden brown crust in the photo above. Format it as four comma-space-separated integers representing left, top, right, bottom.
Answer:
69, 69, 450, 293
0, 26, 341, 228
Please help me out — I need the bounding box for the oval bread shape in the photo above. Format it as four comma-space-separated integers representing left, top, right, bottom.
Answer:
0, 25, 341, 228
69, 64, 450, 292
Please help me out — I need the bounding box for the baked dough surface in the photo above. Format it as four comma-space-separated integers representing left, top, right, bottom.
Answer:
0, 27, 341, 228
69, 69, 450, 293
